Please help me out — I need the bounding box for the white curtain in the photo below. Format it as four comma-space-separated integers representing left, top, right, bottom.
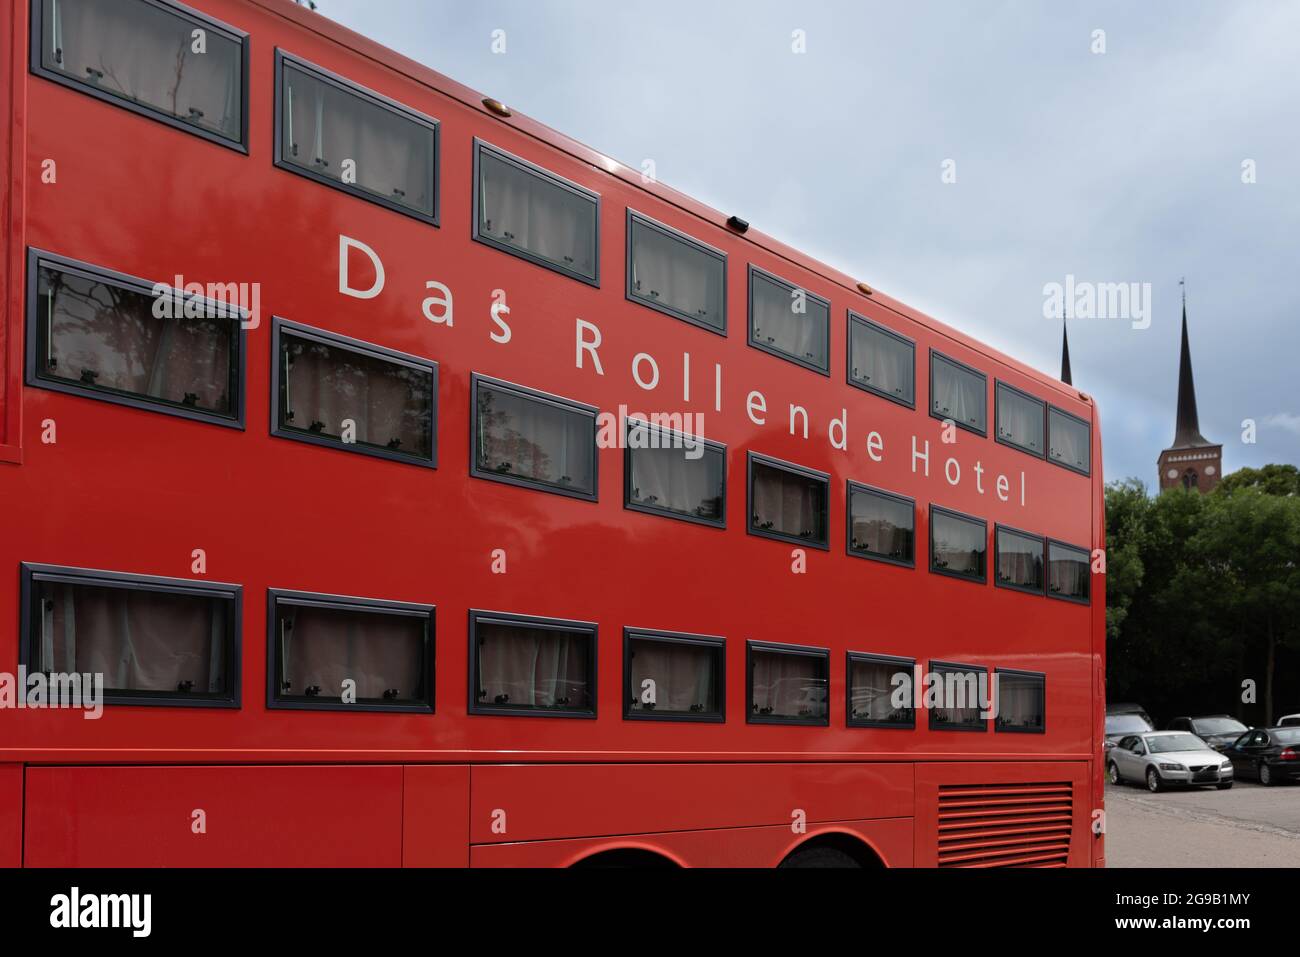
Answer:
628, 442, 722, 520
998, 675, 1043, 729
932, 359, 985, 431
476, 386, 593, 493
628, 640, 715, 714
1049, 549, 1089, 598
753, 466, 824, 541
41, 267, 232, 413
850, 323, 912, 401
630, 224, 723, 328
1050, 413, 1090, 470
279, 605, 424, 702
932, 515, 985, 576
283, 66, 433, 216
997, 534, 1043, 588
752, 653, 826, 719
751, 275, 826, 366
479, 152, 595, 277
477, 624, 590, 709
43, 582, 225, 694
849, 660, 910, 722
849, 491, 913, 559
997, 389, 1044, 451
283, 338, 431, 455
46, 0, 242, 139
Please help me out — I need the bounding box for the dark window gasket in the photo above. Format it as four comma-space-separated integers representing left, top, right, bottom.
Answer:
994, 379, 1046, 459
467, 609, 598, 719
993, 523, 1046, 596
846, 651, 916, 729
747, 264, 831, 376
622, 627, 726, 723
847, 310, 916, 409
266, 588, 435, 714
746, 639, 831, 727
270, 316, 438, 469
471, 138, 600, 286
845, 480, 916, 568
273, 48, 440, 226
929, 349, 988, 437
625, 209, 727, 336
469, 372, 599, 501
19, 562, 242, 709
746, 451, 831, 551
25, 247, 247, 429
623, 417, 726, 529
928, 504, 988, 584
28, 0, 251, 152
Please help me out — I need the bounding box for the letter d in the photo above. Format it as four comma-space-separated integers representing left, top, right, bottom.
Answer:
339, 234, 385, 300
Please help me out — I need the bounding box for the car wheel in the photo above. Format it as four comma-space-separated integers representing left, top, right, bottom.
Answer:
1146, 767, 1163, 793
1216, 782, 1233, 790
1260, 764, 1275, 787
1108, 762, 1121, 786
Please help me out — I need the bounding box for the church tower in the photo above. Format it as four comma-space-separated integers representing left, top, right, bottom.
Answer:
1157, 289, 1221, 492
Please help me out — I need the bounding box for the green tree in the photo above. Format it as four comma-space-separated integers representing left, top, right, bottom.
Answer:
1215, 463, 1300, 497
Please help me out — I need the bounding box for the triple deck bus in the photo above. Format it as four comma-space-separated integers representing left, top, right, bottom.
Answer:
0, 0, 1106, 868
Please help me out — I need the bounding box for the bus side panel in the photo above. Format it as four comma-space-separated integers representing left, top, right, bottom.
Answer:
471, 817, 913, 868
913, 761, 1092, 867
402, 764, 470, 867
469, 763, 912, 844
0, 765, 20, 868
0, 0, 26, 462
24, 765, 403, 866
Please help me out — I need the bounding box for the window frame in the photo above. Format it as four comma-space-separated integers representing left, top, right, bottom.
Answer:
994, 668, 1046, 734
469, 372, 600, 501
467, 609, 598, 719
1047, 405, 1092, 476
270, 317, 438, 469
623, 417, 726, 529
746, 264, 831, 375
272, 49, 440, 226
622, 627, 726, 723
19, 562, 242, 709
846, 651, 916, 730
25, 247, 247, 429
28, 0, 251, 152
927, 659, 989, 732
1047, 538, 1092, 605
994, 379, 1046, 458
746, 451, 831, 551
266, 588, 435, 714
845, 481, 915, 568
471, 138, 601, 286
928, 350, 988, 437
993, 523, 1046, 596
847, 311, 916, 409
625, 209, 727, 336
928, 504, 988, 585
746, 640, 831, 727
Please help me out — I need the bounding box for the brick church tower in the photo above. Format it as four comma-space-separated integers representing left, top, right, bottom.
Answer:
1157, 292, 1221, 492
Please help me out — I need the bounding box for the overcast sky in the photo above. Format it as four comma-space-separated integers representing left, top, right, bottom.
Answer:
318, 0, 1299, 486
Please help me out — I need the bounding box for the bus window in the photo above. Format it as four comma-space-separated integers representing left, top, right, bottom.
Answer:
1048, 541, 1090, 603
624, 629, 725, 721
847, 482, 915, 566
747, 641, 830, 726
848, 313, 915, 407
995, 526, 1045, 594
995, 381, 1046, 456
627, 212, 726, 333
1048, 407, 1091, 474
625, 419, 725, 526
748, 453, 830, 549
470, 612, 596, 717
996, 669, 1046, 733
930, 351, 987, 435
930, 507, 988, 583
748, 266, 830, 374
847, 652, 916, 728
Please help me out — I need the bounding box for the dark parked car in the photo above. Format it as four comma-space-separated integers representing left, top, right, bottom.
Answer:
1224, 727, 1300, 786
1105, 705, 1155, 749
1165, 715, 1250, 752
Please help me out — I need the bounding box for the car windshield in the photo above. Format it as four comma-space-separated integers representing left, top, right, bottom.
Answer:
1106, 715, 1152, 734
1192, 717, 1247, 735
1147, 734, 1205, 754
1273, 728, 1300, 745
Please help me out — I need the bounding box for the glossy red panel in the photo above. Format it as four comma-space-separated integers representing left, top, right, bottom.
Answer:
403, 764, 470, 867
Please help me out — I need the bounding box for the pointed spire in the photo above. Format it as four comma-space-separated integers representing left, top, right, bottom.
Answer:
1171, 280, 1211, 448
1060, 318, 1073, 385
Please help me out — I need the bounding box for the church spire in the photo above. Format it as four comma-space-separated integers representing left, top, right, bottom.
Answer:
1171, 281, 1210, 448
1060, 318, 1072, 385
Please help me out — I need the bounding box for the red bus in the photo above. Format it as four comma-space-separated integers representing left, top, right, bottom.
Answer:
0, 0, 1106, 868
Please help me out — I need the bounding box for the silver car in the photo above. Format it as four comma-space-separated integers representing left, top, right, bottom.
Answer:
1107, 731, 1234, 792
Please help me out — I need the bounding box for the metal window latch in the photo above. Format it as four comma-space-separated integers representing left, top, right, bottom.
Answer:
308, 420, 325, 433
383, 688, 399, 700
79, 368, 99, 384
494, 694, 509, 704
177, 680, 194, 693
386, 438, 402, 449
305, 685, 321, 696
181, 392, 199, 407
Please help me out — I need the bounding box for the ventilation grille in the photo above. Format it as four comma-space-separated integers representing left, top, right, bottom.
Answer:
936, 781, 1073, 867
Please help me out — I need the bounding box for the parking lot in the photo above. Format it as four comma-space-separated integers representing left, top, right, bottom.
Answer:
1106, 780, 1300, 866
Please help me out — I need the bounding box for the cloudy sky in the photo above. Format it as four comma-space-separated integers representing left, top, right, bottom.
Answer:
318, 0, 1299, 485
